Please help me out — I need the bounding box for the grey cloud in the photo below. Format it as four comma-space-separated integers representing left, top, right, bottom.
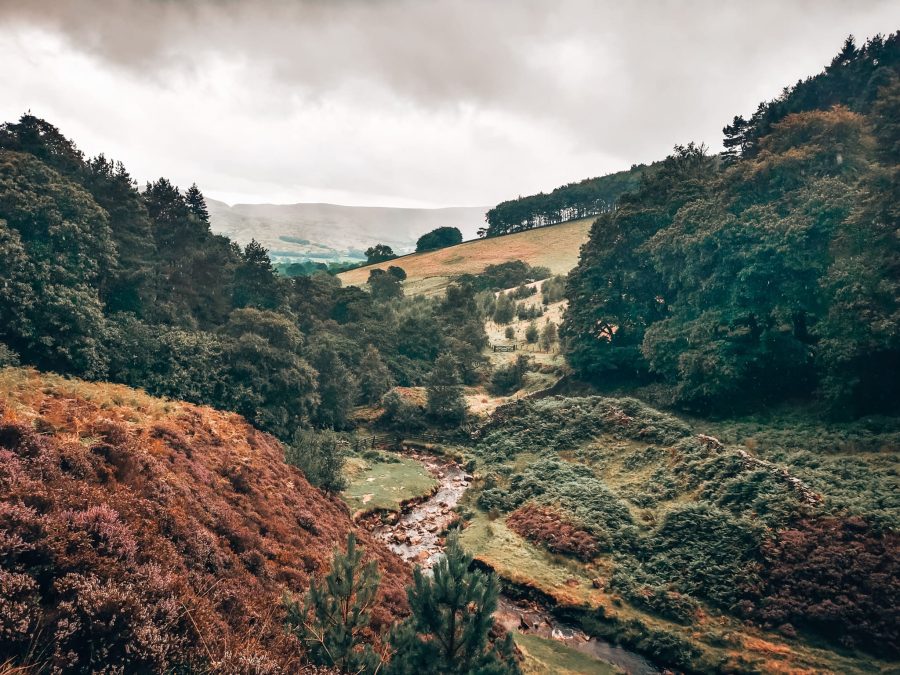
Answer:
1, 0, 897, 204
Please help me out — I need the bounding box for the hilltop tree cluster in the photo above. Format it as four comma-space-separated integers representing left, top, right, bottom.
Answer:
480, 163, 651, 237
564, 34, 900, 416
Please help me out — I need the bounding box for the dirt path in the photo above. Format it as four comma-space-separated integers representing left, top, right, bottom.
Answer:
363, 451, 658, 675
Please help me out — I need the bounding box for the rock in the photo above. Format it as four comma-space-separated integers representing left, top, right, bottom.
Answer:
592, 577, 605, 589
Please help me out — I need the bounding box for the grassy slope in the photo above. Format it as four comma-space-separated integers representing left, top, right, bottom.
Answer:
337, 217, 594, 296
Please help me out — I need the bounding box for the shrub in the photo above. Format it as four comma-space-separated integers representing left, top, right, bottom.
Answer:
507, 504, 600, 561
488, 355, 529, 396
285, 429, 347, 492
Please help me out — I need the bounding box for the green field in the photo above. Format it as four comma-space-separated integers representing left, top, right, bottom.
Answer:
342, 454, 438, 516
514, 633, 620, 675
338, 217, 594, 297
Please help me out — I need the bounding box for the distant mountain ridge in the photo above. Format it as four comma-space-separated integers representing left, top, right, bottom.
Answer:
206, 199, 489, 260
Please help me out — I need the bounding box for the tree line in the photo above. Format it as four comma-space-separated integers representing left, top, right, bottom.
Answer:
480, 163, 651, 237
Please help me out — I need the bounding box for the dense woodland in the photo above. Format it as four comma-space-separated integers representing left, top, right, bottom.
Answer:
564, 34, 900, 416
0, 116, 487, 442
480, 163, 651, 237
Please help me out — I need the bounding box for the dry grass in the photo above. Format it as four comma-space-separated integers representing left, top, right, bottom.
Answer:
338, 217, 594, 296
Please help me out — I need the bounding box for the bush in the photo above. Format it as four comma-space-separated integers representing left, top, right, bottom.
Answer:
507, 504, 600, 561
284, 429, 347, 492
380, 390, 426, 434
489, 355, 529, 396
524, 322, 539, 344
745, 517, 899, 656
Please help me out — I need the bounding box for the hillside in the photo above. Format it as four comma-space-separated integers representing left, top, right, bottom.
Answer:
338, 216, 594, 296
0, 368, 410, 673
207, 199, 489, 263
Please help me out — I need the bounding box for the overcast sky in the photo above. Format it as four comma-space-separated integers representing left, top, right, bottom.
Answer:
0, 1, 897, 208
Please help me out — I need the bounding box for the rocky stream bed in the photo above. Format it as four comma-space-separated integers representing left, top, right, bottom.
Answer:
361, 451, 658, 675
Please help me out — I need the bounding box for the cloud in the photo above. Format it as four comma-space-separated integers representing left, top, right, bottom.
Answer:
0, 0, 897, 206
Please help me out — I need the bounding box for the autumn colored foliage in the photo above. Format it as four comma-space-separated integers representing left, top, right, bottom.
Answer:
0, 369, 409, 673
506, 504, 600, 561
742, 517, 899, 657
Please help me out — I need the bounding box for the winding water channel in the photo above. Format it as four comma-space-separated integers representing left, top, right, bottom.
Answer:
362, 452, 658, 675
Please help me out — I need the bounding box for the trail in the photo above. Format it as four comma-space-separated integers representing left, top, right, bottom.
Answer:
363, 452, 658, 675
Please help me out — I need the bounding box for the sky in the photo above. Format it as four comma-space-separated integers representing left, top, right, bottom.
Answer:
0, 1, 897, 208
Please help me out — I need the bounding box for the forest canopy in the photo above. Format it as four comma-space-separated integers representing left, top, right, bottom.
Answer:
563, 33, 900, 416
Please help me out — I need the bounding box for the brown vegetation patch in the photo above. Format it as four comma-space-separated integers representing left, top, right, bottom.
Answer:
740, 516, 899, 657
506, 504, 600, 561
0, 370, 409, 673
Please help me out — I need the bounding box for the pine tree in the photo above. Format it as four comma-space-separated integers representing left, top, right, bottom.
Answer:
425, 352, 467, 424
185, 182, 210, 224
285, 533, 381, 674
386, 533, 520, 674
358, 344, 393, 405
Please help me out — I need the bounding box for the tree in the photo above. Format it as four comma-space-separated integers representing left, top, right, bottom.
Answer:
504, 326, 515, 340
233, 239, 283, 310
489, 355, 529, 396
425, 352, 467, 424
368, 269, 403, 302
386, 533, 519, 675
492, 293, 515, 325
358, 345, 393, 405
525, 322, 539, 344
284, 429, 347, 493
539, 322, 558, 351
387, 265, 407, 280
285, 533, 381, 674
311, 342, 358, 430
380, 390, 426, 434
184, 182, 210, 224
415, 226, 462, 252
365, 244, 397, 264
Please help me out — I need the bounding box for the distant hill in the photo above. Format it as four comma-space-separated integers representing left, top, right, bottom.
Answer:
207, 199, 489, 261
338, 216, 595, 296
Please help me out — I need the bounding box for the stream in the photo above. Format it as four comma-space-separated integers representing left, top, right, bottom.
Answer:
361, 451, 658, 675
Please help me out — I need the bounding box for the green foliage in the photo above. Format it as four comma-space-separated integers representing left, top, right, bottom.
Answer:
233, 239, 283, 310
492, 293, 515, 325
459, 260, 551, 292
426, 352, 467, 425
503, 326, 514, 340
482, 164, 651, 237
565, 43, 900, 414
284, 429, 348, 493
386, 533, 520, 675
538, 322, 557, 350
310, 342, 358, 430
539, 275, 566, 304
379, 390, 426, 433
387, 265, 407, 280
284, 533, 381, 673
416, 226, 463, 252
364, 244, 397, 264
368, 268, 404, 302
489, 355, 529, 396
358, 345, 393, 405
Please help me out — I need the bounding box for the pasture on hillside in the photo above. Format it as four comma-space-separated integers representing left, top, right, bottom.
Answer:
338, 217, 594, 296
